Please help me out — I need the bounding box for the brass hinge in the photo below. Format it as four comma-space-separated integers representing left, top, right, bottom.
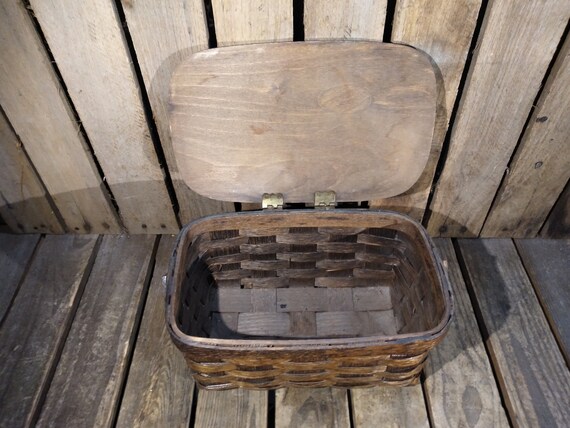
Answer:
262, 193, 284, 210
314, 191, 336, 210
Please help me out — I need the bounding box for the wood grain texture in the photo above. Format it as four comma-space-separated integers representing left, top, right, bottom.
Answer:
370, 0, 482, 220
211, 0, 292, 47
117, 235, 195, 428
121, 0, 234, 224
0, 0, 120, 233
482, 35, 570, 237
0, 234, 40, 321
428, 0, 570, 237
458, 239, 570, 427
170, 42, 436, 203
304, 0, 386, 41
351, 386, 429, 427
194, 389, 267, 428
515, 239, 570, 364
0, 110, 63, 233
426, 239, 508, 427
275, 388, 350, 428
37, 235, 156, 428
540, 180, 570, 238
29, 0, 178, 233
0, 235, 98, 428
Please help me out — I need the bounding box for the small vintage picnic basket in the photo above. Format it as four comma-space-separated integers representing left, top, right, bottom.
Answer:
165, 41, 453, 390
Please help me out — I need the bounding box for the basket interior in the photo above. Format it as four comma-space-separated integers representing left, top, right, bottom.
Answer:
175, 216, 446, 341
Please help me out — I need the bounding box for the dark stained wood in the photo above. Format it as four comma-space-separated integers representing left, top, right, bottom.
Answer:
541, 181, 570, 238
458, 239, 570, 427
515, 239, 570, 364
426, 239, 509, 427
194, 389, 267, 428
36, 235, 157, 427
0, 235, 99, 428
116, 235, 195, 427
275, 388, 350, 428
0, 234, 40, 321
170, 41, 436, 203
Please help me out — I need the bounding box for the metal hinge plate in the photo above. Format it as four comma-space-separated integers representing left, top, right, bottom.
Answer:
262, 193, 284, 210
314, 191, 336, 210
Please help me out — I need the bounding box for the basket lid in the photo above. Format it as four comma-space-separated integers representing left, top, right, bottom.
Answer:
169, 41, 436, 203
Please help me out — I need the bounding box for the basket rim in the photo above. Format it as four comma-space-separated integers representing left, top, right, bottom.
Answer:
165, 209, 453, 352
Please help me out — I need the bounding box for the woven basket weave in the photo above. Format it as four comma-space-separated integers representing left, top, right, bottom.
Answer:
166, 210, 452, 390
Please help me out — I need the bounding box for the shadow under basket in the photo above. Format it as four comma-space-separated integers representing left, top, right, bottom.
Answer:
166, 210, 453, 390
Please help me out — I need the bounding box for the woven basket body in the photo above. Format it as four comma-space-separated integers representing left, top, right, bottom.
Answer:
166, 210, 452, 390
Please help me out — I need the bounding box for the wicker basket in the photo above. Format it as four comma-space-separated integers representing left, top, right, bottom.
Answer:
166, 41, 453, 389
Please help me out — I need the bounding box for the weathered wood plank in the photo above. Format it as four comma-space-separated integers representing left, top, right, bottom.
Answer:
29, 0, 178, 233
275, 388, 350, 428
370, 0, 482, 220
0, 234, 40, 321
0, 235, 99, 428
426, 239, 508, 427
458, 239, 570, 427
36, 235, 157, 427
428, 1, 570, 236
515, 239, 570, 364
304, 0, 386, 41
211, 0, 292, 47
351, 386, 429, 427
0, 110, 63, 234
0, 0, 120, 233
541, 180, 570, 238
194, 389, 268, 428
482, 35, 570, 237
121, 0, 234, 223
116, 235, 195, 428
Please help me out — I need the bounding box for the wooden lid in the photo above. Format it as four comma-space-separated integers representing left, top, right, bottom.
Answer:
170, 41, 436, 203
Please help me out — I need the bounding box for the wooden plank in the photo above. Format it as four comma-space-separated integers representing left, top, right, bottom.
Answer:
120, 0, 234, 224
370, 0, 482, 220
275, 388, 350, 428
211, 0, 292, 47
0, 0, 120, 233
515, 239, 570, 364
425, 239, 508, 427
428, 1, 570, 236
458, 239, 570, 426
29, 0, 178, 233
194, 389, 267, 428
116, 235, 195, 427
36, 235, 156, 427
0, 234, 40, 321
351, 386, 429, 427
0, 235, 99, 428
0, 110, 64, 233
304, 0, 386, 41
482, 35, 570, 237
541, 180, 570, 238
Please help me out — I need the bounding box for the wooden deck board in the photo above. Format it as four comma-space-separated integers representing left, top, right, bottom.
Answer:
194, 389, 268, 428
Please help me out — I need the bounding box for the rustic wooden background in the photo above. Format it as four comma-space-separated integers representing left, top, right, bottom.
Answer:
0, 0, 568, 237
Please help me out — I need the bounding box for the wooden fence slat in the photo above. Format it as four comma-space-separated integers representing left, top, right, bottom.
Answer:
458, 239, 570, 427
351, 386, 429, 427
426, 239, 508, 427
304, 0, 386, 41
194, 389, 268, 428
428, 1, 570, 237
0, 1, 120, 234
540, 180, 570, 238
370, 0, 482, 221
275, 388, 350, 428
515, 239, 570, 364
121, 0, 234, 224
0, 234, 40, 321
36, 235, 156, 427
29, 0, 178, 233
482, 35, 570, 237
117, 235, 195, 427
0, 235, 99, 428
0, 110, 63, 233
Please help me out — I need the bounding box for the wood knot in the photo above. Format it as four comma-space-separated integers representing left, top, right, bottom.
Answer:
318, 84, 372, 113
